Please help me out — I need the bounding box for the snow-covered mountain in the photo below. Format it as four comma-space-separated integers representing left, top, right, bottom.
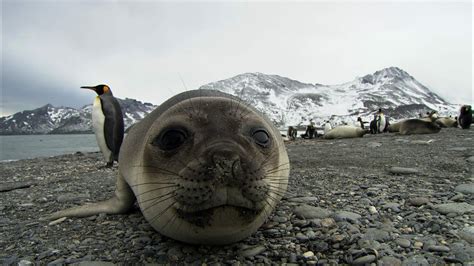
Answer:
0, 67, 461, 134
0, 98, 156, 135
199, 67, 459, 127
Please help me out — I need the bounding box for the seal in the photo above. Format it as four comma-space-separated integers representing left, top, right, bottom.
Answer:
398, 119, 441, 135
435, 117, 458, 128
387, 120, 403, 133
48, 89, 290, 245
323, 125, 366, 139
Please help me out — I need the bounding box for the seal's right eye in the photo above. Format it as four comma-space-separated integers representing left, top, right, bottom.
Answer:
152, 128, 188, 151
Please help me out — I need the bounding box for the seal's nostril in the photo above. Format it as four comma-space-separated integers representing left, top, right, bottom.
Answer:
212, 150, 242, 181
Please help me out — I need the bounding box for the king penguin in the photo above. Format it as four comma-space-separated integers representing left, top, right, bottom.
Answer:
81, 84, 124, 167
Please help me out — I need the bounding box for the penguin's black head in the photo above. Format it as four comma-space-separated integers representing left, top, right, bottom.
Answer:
81, 84, 111, 95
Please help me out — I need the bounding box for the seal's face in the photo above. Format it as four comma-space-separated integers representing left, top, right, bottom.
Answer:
132, 96, 289, 244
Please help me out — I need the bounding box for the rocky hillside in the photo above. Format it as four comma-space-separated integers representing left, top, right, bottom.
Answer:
0, 98, 156, 135
200, 67, 459, 127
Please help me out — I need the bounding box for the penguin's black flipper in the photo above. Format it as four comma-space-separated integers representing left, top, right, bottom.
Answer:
101, 95, 125, 161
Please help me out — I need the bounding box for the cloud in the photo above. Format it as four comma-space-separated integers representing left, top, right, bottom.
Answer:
1, 1, 472, 117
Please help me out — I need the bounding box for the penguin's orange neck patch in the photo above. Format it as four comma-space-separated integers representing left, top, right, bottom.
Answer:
103, 86, 110, 93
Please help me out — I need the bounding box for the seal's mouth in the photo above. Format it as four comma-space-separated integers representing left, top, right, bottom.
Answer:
176, 186, 265, 213
176, 205, 262, 227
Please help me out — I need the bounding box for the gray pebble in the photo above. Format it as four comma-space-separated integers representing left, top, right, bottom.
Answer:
433, 202, 474, 215
378, 256, 402, 266
240, 245, 266, 257
408, 197, 429, 206
334, 211, 361, 223
362, 228, 390, 242
395, 238, 411, 248
459, 226, 474, 244
402, 255, 429, 266
353, 254, 376, 265
293, 204, 333, 219
388, 167, 419, 175
428, 245, 450, 253
454, 183, 474, 195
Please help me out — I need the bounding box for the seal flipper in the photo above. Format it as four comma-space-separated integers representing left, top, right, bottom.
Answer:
47, 172, 135, 220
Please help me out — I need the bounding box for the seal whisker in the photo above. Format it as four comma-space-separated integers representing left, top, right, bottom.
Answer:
139, 190, 178, 205
265, 168, 290, 175
161, 209, 179, 231
130, 182, 177, 187
132, 165, 182, 176
140, 194, 177, 213
265, 181, 289, 185
179, 74, 199, 118
265, 186, 295, 197
134, 185, 179, 197
149, 201, 177, 226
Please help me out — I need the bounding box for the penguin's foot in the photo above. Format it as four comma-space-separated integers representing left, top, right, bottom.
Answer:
106, 162, 114, 168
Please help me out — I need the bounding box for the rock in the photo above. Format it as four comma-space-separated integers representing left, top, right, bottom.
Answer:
302, 251, 314, 258
450, 242, 474, 263
73, 262, 115, 266
48, 217, 67, 226
414, 241, 424, 249
296, 232, 309, 242
395, 238, 411, 248
18, 260, 33, 266
241, 245, 266, 257
0, 181, 36, 192
467, 156, 474, 162
293, 204, 333, 219
447, 147, 467, 151
408, 197, 430, 206
56, 193, 89, 203
288, 196, 319, 203
334, 211, 361, 223
402, 255, 429, 266
428, 245, 450, 253
388, 167, 419, 175
410, 140, 434, 145
367, 142, 382, 148
353, 255, 376, 265
321, 218, 336, 228
454, 183, 474, 195
459, 226, 474, 244
272, 216, 288, 223
378, 256, 402, 266
362, 228, 390, 242
368, 206, 378, 214
433, 202, 474, 215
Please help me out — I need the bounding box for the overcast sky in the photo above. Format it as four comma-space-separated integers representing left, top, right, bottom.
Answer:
1, 0, 472, 117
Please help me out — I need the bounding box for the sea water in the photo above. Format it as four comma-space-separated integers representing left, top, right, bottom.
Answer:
0, 134, 99, 161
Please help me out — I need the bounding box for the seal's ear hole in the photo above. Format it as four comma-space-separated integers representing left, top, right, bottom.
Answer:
152, 128, 188, 151
252, 128, 270, 148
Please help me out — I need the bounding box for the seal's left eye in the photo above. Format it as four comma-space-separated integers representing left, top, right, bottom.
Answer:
153, 128, 188, 151
252, 129, 270, 147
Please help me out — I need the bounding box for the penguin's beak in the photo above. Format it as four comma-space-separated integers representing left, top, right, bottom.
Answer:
81, 86, 99, 93
81, 86, 96, 90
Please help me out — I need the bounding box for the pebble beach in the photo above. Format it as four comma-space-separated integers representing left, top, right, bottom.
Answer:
1, 127, 473, 265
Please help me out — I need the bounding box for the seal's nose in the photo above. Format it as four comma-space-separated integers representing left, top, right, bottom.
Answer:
212, 150, 243, 184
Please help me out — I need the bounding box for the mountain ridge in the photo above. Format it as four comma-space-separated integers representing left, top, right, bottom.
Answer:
1, 67, 461, 134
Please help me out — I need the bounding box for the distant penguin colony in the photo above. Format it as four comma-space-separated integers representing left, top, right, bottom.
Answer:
81, 84, 124, 167
458, 105, 472, 129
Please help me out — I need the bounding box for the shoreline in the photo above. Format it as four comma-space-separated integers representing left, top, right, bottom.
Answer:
1, 128, 473, 264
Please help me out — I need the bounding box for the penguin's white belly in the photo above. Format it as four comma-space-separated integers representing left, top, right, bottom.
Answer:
378, 116, 386, 133
92, 97, 113, 162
